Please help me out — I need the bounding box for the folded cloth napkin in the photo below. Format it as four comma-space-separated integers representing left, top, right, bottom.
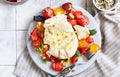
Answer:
14, 2, 120, 77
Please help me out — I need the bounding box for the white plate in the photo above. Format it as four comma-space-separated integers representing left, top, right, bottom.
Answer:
26, 6, 101, 76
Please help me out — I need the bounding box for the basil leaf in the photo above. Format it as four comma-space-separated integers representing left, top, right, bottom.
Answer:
75, 50, 80, 57
89, 29, 97, 35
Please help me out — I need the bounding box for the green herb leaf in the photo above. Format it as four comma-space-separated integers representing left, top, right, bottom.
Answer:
37, 44, 44, 52
42, 57, 47, 63
75, 50, 80, 57
89, 29, 97, 35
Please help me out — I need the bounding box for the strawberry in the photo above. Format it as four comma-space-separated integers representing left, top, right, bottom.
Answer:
74, 11, 83, 19
31, 28, 38, 41
68, 19, 77, 26
77, 15, 89, 26
43, 7, 54, 19
62, 2, 73, 12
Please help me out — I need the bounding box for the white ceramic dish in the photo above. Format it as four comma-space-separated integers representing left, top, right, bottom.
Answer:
26, 5, 101, 76
3, 0, 28, 5
92, 0, 119, 12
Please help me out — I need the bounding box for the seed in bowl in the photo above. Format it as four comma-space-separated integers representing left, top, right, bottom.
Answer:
95, 0, 115, 10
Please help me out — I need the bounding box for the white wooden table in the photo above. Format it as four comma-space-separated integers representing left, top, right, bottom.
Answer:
0, 0, 93, 77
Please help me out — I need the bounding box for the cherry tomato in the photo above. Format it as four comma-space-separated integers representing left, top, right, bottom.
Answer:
77, 15, 89, 26
43, 44, 49, 53
71, 56, 78, 64
90, 43, 100, 53
32, 39, 42, 47
79, 47, 88, 54
54, 7, 66, 15
43, 52, 50, 61
31, 28, 38, 41
78, 39, 89, 48
74, 11, 83, 19
62, 2, 73, 12
86, 36, 94, 43
36, 22, 44, 32
40, 32, 44, 40
52, 62, 63, 71
50, 56, 61, 62
43, 7, 54, 19
67, 19, 77, 26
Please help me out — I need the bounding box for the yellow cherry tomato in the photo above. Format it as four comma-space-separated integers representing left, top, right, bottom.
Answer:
54, 7, 66, 15
90, 43, 100, 53
36, 22, 44, 32
78, 39, 89, 48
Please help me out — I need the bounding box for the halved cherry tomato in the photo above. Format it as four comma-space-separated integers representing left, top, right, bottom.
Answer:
77, 15, 89, 26
62, 2, 73, 12
79, 47, 88, 54
86, 36, 94, 43
43, 53, 50, 61
50, 56, 61, 62
54, 7, 66, 15
52, 62, 63, 71
74, 11, 83, 19
67, 19, 77, 26
32, 39, 42, 47
43, 7, 54, 19
78, 39, 89, 48
90, 43, 100, 53
31, 28, 38, 41
71, 56, 78, 64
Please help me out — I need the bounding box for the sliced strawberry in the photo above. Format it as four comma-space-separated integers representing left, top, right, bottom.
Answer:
62, 2, 73, 12
31, 28, 38, 41
77, 15, 89, 26
68, 19, 77, 26
74, 11, 83, 19
43, 7, 54, 19
86, 36, 94, 43
32, 39, 42, 47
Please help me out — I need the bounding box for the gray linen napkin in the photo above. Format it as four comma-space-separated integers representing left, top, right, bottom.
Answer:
14, 2, 120, 77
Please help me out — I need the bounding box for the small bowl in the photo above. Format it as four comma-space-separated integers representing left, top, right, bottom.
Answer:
3, 0, 28, 5
92, 0, 119, 12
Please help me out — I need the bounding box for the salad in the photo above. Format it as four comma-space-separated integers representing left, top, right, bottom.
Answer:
30, 2, 100, 72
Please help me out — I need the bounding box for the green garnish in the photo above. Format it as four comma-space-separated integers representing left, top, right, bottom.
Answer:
69, 13, 74, 19
42, 57, 47, 63
75, 50, 80, 57
64, 59, 68, 62
37, 44, 44, 52
89, 29, 97, 35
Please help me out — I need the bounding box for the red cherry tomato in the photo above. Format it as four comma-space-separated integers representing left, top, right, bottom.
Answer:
74, 11, 83, 19
71, 56, 78, 64
50, 56, 61, 62
79, 47, 88, 54
52, 62, 63, 71
43, 7, 54, 19
32, 39, 42, 47
62, 2, 73, 12
40, 32, 44, 40
77, 15, 89, 26
31, 28, 38, 41
86, 36, 94, 43
68, 19, 77, 26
